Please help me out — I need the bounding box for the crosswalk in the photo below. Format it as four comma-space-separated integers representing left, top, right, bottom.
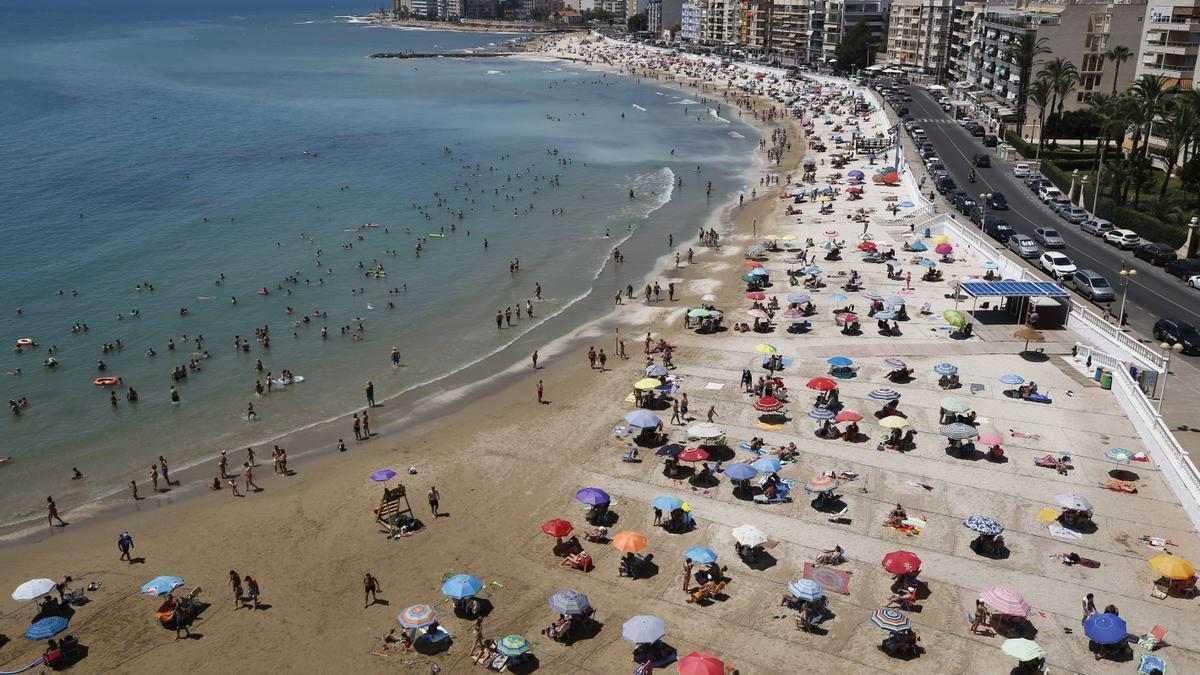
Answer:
909, 118, 958, 125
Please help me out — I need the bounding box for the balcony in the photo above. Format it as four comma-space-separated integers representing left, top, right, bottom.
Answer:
1144, 39, 1200, 55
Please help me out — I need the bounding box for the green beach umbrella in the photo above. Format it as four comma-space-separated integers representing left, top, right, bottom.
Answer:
943, 310, 966, 328
1000, 638, 1045, 661
688, 309, 712, 318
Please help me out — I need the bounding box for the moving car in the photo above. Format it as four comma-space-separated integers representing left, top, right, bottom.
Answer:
1007, 235, 1041, 258
983, 135, 999, 147
1059, 207, 1088, 224
1103, 229, 1141, 249
989, 192, 1008, 210
1066, 269, 1115, 302
1166, 258, 1200, 279
1081, 218, 1114, 236
973, 153, 991, 168
1153, 318, 1200, 355
1134, 242, 1176, 265
1039, 251, 1077, 279
1013, 163, 1030, 178
1032, 227, 1066, 248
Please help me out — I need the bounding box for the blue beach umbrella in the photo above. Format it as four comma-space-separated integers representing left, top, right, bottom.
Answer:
802, 266, 823, 275
441, 574, 483, 600
741, 274, 759, 283
863, 292, 884, 302
624, 411, 661, 429
918, 259, 937, 268
24, 616, 68, 641
826, 356, 853, 367
933, 363, 958, 376
656, 443, 685, 457
750, 267, 770, 276
653, 495, 684, 511
909, 242, 927, 252
646, 364, 669, 378
141, 576, 184, 596
999, 374, 1025, 385
497, 635, 530, 656
787, 293, 811, 304
808, 407, 836, 420
1105, 448, 1135, 464
884, 296, 905, 306
684, 546, 719, 564
787, 579, 824, 602
963, 515, 1004, 536
897, 201, 915, 208
828, 294, 848, 302
874, 311, 897, 320
723, 463, 757, 481
981, 261, 1000, 270
752, 457, 783, 473
868, 388, 902, 401
1084, 613, 1127, 645
848, 170, 865, 179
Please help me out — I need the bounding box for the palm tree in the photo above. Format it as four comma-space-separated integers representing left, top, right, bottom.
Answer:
1124, 74, 1170, 205
1039, 58, 1079, 147
1010, 34, 1050, 134
1027, 78, 1053, 160
1159, 98, 1198, 198
1104, 45, 1133, 95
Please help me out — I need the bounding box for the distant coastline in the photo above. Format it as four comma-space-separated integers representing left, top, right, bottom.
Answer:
354, 12, 581, 34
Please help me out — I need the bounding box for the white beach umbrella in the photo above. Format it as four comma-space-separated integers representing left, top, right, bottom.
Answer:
12, 578, 55, 602
731, 524, 769, 547
687, 422, 725, 439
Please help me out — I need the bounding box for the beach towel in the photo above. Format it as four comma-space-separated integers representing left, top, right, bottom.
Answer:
1099, 479, 1138, 493
704, 382, 724, 390
904, 481, 933, 492
969, 383, 984, 394
757, 422, 785, 431
1037, 507, 1060, 523
803, 563, 852, 595
1138, 654, 1166, 674
1048, 524, 1082, 540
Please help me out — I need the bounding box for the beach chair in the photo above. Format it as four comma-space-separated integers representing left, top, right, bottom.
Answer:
827, 507, 849, 523
1139, 626, 1167, 651
63, 586, 87, 606
486, 653, 509, 672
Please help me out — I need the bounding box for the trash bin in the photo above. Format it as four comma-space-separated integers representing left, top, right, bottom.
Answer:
1094, 367, 1104, 382
924, 227, 931, 238
1100, 370, 1113, 390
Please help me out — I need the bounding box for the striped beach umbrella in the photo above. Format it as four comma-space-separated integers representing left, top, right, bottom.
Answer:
874, 311, 897, 320
884, 358, 906, 368
871, 608, 911, 632
497, 635, 530, 656
723, 463, 757, 481
752, 457, 783, 473
754, 397, 785, 413
788, 579, 824, 602
1105, 448, 1135, 464
863, 292, 885, 302
940, 423, 979, 440
981, 586, 1031, 617
684, 546, 718, 564
803, 475, 840, 493
884, 296, 905, 307
808, 407, 835, 420
398, 604, 438, 628
548, 589, 591, 615
868, 388, 901, 400
24, 616, 69, 641
963, 515, 1004, 536
999, 374, 1025, 385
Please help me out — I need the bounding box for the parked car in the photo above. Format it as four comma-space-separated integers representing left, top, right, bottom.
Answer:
926, 158, 944, 171
1024, 173, 1044, 189
1153, 318, 1200, 355
973, 153, 991, 168
984, 220, 1015, 242
1007, 235, 1041, 258
1048, 196, 1072, 214
1081, 218, 1114, 236
1066, 269, 1115, 302
1032, 227, 1066, 248
1189, 275, 1200, 289
1134, 242, 1176, 265
1038, 185, 1062, 202
1013, 163, 1030, 178
1058, 206, 1088, 224
989, 192, 1008, 210
1165, 258, 1200, 279
957, 196, 978, 215
983, 135, 999, 147
969, 126, 986, 137
1103, 229, 1141, 249
936, 177, 957, 194
1039, 251, 1077, 278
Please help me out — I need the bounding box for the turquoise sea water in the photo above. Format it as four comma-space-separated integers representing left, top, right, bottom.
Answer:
0, 1, 758, 525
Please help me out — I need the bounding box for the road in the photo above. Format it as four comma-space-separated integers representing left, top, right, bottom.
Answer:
902, 88, 1200, 342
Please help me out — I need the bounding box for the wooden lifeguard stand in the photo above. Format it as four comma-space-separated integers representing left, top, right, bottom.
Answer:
376, 484, 413, 532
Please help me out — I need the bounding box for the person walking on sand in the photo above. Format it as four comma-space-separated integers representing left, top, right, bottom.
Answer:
537, 380, 544, 404
159, 455, 171, 486
150, 464, 159, 493
428, 486, 440, 518
1082, 593, 1096, 625
247, 446, 255, 466
118, 531, 134, 563
362, 411, 371, 438
706, 406, 718, 423
970, 599, 989, 634
365, 380, 375, 407
219, 450, 228, 478
587, 346, 597, 369
244, 462, 260, 492
353, 413, 362, 441
243, 575, 260, 610
228, 475, 242, 496
682, 560, 694, 592
671, 399, 682, 425
598, 349, 607, 371
129, 480, 140, 500
229, 570, 244, 610
364, 572, 381, 608
531, 351, 538, 369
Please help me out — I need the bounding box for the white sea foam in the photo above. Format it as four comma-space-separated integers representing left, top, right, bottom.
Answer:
668, 99, 699, 105
487, 70, 504, 75
708, 108, 731, 124
631, 104, 646, 111
728, 131, 745, 139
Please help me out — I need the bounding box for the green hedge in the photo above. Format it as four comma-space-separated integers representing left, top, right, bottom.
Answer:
1004, 131, 1098, 162
1110, 207, 1188, 247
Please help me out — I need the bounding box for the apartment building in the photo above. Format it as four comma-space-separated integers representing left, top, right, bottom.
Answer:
883, 0, 960, 82
682, 0, 708, 40
1136, 2, 1200, 89
703, 0, 742, 45
821, 0, 891, 65
649, 0, 685, 32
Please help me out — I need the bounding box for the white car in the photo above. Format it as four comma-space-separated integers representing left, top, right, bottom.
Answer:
1013, 163, 1030, 178
1039, 252, 1077, 278
1104, 229, 1141, 249
1189, 275, 1200, 289
1038, 185, 1063, 203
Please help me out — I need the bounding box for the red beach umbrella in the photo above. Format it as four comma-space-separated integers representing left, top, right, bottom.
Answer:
746, 291, 766, 300
678, 652, 725, 675
746, 260, 764, 268
678, 448, 710, 463
882, 550, 922, 574
857, 241, 877, 251
541, 519, 573, 538
883, 172, 899, 184
834, 410, 863, 422
806, 377, 837, 391
754, 397, 784, 413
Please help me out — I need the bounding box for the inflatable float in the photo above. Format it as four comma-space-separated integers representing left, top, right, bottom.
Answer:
93, 376, 120, 386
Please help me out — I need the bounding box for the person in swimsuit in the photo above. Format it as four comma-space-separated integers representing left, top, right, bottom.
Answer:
364, 573, 381, 608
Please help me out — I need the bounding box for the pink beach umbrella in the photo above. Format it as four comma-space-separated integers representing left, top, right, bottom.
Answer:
980, 586, 1031, 617
935, 243, 953, 255
978, 433, 1004, 447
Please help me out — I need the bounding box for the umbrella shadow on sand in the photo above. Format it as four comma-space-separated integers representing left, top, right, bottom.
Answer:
1018, 350, 1049, 363
741, 551, 778, 572
969, 538, 1011, 561
947, 442, 983, 461
507, 655, 541, 674
453, 598, 493, 620
560, 619, 604, 646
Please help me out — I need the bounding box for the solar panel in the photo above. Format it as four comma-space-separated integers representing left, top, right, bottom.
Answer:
959, 280, 1068, 298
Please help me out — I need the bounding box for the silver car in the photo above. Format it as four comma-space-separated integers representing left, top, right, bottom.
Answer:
1081, 218, 1114, 236
1033, 227, 1066, 248
1059, 207, 1088, 224
1007, 235, 1041, 258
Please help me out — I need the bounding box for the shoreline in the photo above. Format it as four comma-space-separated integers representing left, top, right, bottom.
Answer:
353, 13, 574, 35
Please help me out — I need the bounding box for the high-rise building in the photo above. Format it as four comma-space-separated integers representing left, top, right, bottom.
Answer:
682, 0, 709, 40
703, 0, 742, 45
821, 0, 891, 66
883, 0, 959, 82
1135, 2, 1200, 90
649, 0, 685, 33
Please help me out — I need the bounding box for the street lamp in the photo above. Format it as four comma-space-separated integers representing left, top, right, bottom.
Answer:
1092, 136, 1106, 215
979, 192, 992, 225
1117, 263, 1136, 330
1157, 341, 1184, 412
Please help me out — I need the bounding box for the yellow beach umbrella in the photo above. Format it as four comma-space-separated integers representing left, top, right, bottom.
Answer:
879, 416, 909, 429
634, 378, 662, 390
932, 235, 951, 244
755, 343, 778, 355
816, 195, 832, 202
1149, 553, 1194, 580
781, 234, 798, 241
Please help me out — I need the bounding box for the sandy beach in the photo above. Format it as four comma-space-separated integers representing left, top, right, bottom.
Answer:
3, 33, 1198, 675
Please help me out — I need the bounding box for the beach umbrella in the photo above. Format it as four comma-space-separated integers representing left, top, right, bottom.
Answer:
963, 515, 1004, 536
624, 411, 661, 429
806, 377, 837, 391
656, 443, 684, 457
931, 234, 950, 244
548, 589, 591, 615
781, 234, 798, 241
575, 487, 610, 506
981, 261, 999, 270
828, 293, 848, 302
398, 604, 438, 628
1105, 448, 1135, 464
875, 310, 897, 320
754, 397, 785, 413
884, 296, 905, 307
848, 187, 864, 194
935, 243, 953, 255
687, 422, 725, 440
1083, 613, 1127, 645
897, 201, 915, 208
858, 241, 877, 251
788, 579, 824, 602
688, 308, 713, 318
863, 291, 885, 302
826, 356, 853, 367
678, 448, 709, 463
542, 519, 573, 538
11, 579, 55, 602
881, 550, 921, 574
614, 530, 652, 552
918, 259, 937, 268
723, 463, 757, 481
909, 241, 927, 251
782, 308, 805, 319
1014, 327, 1045, 352
999, 374, 1025, 385
754, 343, 778, 355
740, 274, 758, 283
749, 267, 770, 276
731, 524, 769, 547
1001, 638, 1046, 661
441, 574, 483, 600
635, 378, 663, 390
882, 172, 899, 184
370, 468, 397, 482
24, 616, 69, 641
816, 195, 832, 202
1053, 493, 1093, 511
653, 495, 683, 511
884, 358, 906, 368
834, 410, 863, 422
878, 416, 909, 429
808, 407, 835, 420
940, 423, 979, 440
141, 576, 184, 596
1149, 553, 1194, 580
981, 586, 1031, 617
787, 292, 810, 304
622, 615, 667, 644
701, 294, 718, 302
933, 363, 958, 376
497, 635, 531, 656
746, 260, 764, 268
804, 475, 840, 493
747, 309, 770, 319
746, 291, 766, 300
678, 652, 725, 675
802, 266, 823, 275
869, 388, 902, 401
684, 546, 718, 564
646, 364, 669, 378
940, 397, 971, 413
848, 170, 864, 178
943, 310, 966, 328
752, 457, 783, 473
978, 433, 1004, 446
871, 608, 911, 632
